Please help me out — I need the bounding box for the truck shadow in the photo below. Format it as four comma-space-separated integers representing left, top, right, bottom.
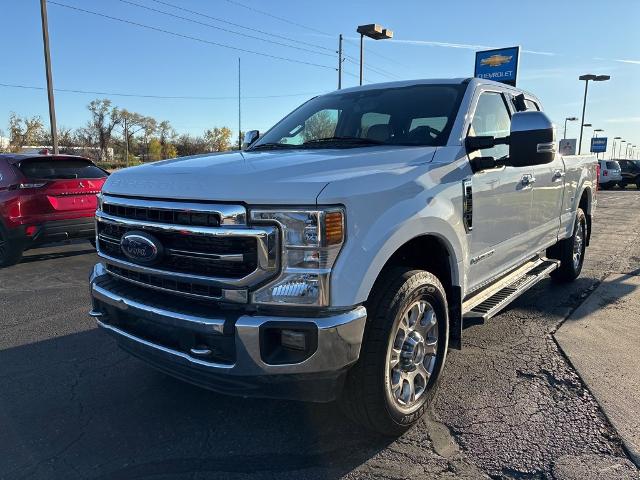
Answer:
0, 329, 392, 480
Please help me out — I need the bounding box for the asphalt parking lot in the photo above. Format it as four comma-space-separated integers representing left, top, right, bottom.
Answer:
1, 191, 639, 480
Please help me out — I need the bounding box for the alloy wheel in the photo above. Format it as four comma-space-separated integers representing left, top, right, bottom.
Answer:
386, 300, 438, 412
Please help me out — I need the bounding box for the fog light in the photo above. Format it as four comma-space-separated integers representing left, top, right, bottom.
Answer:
281, 329, 307, 351
25, 226, 37, 236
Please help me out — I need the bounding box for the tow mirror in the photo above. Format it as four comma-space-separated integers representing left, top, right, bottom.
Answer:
509, 111, 556, 167
242, 130, 260, 150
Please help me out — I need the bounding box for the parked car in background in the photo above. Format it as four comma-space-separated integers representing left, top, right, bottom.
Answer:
598, 160, 622, 189
617, 159, 640, 189
0, 154, 108, 267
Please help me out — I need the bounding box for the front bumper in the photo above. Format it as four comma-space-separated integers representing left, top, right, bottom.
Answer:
89, 263, 367, 402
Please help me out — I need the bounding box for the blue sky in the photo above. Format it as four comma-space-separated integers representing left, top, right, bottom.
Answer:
2, 0, 639, 155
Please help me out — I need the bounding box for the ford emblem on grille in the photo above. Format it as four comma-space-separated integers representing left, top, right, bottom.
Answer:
120, 231, 163, 265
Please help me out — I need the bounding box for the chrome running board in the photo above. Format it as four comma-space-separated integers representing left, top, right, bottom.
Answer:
462, 257, 560, 322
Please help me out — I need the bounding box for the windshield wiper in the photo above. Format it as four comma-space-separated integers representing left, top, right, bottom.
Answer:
302, 136, 384, 147
250, 142, 298, 151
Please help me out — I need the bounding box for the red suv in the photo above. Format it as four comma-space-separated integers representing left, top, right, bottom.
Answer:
0, 154, 108, 266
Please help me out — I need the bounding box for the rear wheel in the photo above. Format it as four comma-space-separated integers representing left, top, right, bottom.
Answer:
0, 225, 24, 268
550, 208, 586, 282
341, 268, 449, 436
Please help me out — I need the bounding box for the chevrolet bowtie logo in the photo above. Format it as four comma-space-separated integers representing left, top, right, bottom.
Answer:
480, 54, 513, 67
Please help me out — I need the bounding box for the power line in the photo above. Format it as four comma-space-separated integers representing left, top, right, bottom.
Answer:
343, 38, 411, 70
148, 0, 335, 53
220, 0, 330, 36
344, 57, 401, 80
0, 82, 322, 100
115, 0, 335, 58
47, 2, 336, 70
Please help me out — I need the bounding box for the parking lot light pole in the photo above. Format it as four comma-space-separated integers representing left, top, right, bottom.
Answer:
578, 74, 610, 154
619, 140, 626, 158
356, 24, 393, 86
563, 117, 578, 140
611, 136, 621, 159
40, 0, 58, 154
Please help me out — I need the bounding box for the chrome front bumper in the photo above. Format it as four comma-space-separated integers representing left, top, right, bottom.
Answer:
90, 264, 366, 400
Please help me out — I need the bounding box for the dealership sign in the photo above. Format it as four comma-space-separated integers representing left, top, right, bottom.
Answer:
474, 46, 520, 87
591, 137, 608, 153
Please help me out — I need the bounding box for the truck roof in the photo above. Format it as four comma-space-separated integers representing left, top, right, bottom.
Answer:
325, 77, 537, 101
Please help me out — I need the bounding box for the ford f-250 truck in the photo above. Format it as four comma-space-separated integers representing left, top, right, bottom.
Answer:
89, 78, 597, 435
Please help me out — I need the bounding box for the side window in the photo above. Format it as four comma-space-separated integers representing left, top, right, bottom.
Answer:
470, 92, 511, 160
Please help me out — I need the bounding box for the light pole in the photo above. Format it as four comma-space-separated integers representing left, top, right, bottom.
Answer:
619, 140, 626, 158
611, 136, 621, 159
40, 0, 58, 154
356, 24, 393, 86
578, 74, 610, 154
563, 117, 578, 140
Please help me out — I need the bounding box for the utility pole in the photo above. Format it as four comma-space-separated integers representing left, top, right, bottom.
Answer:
238, 57, 242, 150
124, 116, 129, 167
40, 0, 58, 154
337, 34, 343, 89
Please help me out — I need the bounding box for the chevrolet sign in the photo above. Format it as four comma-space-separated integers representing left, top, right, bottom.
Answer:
474, 46, 520, 87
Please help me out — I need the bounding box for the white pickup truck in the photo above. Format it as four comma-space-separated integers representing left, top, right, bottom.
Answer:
89, 78, 597, 435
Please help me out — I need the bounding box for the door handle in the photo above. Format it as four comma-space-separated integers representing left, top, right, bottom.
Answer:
521, 174, 536, 186
552, 169, 565, 180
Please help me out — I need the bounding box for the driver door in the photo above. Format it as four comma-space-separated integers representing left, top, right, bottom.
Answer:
466, 90, 534, 291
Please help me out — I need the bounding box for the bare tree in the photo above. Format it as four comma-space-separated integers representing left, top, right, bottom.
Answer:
86, 99, 121, 161
302, 110, 336, 142
7, 113, 45, 152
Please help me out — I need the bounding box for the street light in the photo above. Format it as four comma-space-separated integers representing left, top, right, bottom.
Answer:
563, 117, 578, 140
578, 74, 610, 154
593, 128, 604, 137
619, 140, 626, 159
611, 136, 621, 159
356, 24, 393, 86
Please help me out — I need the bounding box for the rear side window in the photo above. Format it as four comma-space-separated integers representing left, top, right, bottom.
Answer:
17, 158, 107, 179
606, 161, 619, 169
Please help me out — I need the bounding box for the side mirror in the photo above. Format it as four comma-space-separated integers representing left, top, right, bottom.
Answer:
242, 130, 260, 150
509, 111, 556, 167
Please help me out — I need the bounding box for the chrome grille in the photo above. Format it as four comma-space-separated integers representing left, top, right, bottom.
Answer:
97, 195, 279, 301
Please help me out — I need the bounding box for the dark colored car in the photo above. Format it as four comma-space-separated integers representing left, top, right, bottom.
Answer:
617, 159, 640, 189
0, 154, 108, 266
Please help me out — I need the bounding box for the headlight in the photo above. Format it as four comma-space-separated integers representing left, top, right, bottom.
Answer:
250, 208, 345, 306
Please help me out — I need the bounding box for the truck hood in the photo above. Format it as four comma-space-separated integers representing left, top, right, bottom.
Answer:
102, 146, 437, 204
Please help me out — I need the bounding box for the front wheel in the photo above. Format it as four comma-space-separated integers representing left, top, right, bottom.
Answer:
340, 268, 449, 436
550, 208, 586, 282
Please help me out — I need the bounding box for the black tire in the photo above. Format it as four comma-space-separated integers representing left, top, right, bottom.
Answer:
340, 267, 449, 436
636, 179, 640, 190
550, 208, 586, 282
0, 224, 24, 268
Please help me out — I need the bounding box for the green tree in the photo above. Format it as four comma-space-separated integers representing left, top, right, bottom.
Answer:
205, 126, 232, 152
148, 138, 162, 161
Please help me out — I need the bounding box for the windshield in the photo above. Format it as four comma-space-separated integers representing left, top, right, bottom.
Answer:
250, 83, 466, 150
